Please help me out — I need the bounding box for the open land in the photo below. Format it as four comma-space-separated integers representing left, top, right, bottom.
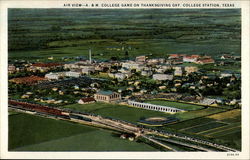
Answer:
9, 113, 158, 151
8, 9, 241, 152
145, 100, 205, 111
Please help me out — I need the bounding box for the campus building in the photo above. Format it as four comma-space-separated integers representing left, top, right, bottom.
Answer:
153, 74, 173, 81
65, 71, 81, 78
94, 91, 121, 102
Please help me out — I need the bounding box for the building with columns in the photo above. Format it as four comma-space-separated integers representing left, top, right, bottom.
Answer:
128, 100, 184, 113
94, 91, 121, 102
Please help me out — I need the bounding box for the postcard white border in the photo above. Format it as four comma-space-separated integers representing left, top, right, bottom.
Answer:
0, 0, 249, 159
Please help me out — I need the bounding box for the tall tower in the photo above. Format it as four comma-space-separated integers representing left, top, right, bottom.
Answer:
89, 49, 92, 64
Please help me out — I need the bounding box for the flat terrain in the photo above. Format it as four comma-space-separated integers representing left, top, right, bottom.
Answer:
164, 109, 241, 150
62, 102, 169, 123
62, 102, 224, 123
145, 100, 205, 111
8, 9, 241, 63
9, 113, 158, 151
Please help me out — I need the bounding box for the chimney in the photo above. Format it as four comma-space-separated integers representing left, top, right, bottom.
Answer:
89, 49, 92, 64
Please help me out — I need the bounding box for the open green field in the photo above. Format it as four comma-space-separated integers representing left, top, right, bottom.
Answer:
8, 9, 241, 63
62, 102, 224, 123
175, 107, 225, 120
62, 102, 169, 123
9, 113, 158, 151
145, 100, 204, 111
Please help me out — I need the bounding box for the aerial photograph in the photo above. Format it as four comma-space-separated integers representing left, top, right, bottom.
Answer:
8, 9, 241, 152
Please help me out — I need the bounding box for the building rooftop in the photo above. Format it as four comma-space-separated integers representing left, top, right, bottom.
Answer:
97, 90, 115, 95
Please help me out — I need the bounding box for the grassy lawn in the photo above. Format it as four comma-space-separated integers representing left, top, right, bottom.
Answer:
61, 102, 170, 123
9, 113, 158, 151
145, 100, 204, 111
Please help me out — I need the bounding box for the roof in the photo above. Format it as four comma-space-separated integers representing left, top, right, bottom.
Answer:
97, 90, 115, 95
79, 97, 96, 102
32, 63, 62, 67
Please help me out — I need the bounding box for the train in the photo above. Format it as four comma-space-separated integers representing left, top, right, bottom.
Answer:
9, 99, 91, 122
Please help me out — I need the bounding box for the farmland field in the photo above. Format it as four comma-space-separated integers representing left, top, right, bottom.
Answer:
162, 109, 241, 150
8, 9, 241, 65
145, 100, 205, 111
183, 121, 227, 133
208, 109, 241, 121
9, 113, 158, 151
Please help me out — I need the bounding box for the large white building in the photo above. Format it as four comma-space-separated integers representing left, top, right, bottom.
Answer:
153, 74, 173, 81
45, 72, 64, 80
65, 71, 81, 78
122, 61, 144, 71
45, 71, 81, 80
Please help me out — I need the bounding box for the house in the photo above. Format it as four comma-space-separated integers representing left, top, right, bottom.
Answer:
94, 90, 121, 102
136, 56, 147, 62
168, 54, 181, 59
114, 73, 126, 80
28, 63, 62, 72
8, 65, 16, 73
81, 65, 95, 75
21, 94, 30, 99
220, 72, 233, 78
122, 61, 144, 71
185, 66, 198, 73
141, 70, 153, 76
118, 67, 130, 73
153, 74, 173, 81
174, 70, 183, 76
221, 54, 232, 59
78, 97, 96, 104
200, 98, 218, 105
183, 55, 200, 63
159, 86, 167, 90
196, 58, 215, 64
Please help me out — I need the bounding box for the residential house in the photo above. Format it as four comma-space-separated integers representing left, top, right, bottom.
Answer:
78, 97, 96, 104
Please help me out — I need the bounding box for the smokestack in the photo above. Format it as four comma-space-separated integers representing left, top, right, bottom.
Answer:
89, 49, 92, 64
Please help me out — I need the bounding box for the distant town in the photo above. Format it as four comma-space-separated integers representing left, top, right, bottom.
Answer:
9, 50, 241, 108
